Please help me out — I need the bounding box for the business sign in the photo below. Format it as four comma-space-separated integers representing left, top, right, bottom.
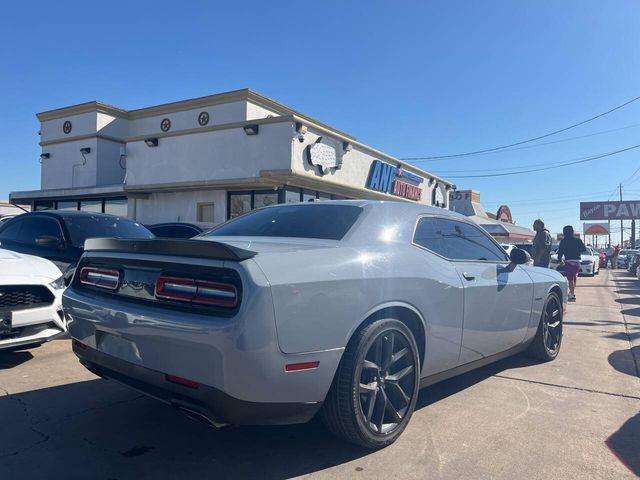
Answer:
366, 160, 423, 201
583, 222, 609, 236
580, 201, 640, 220
306, 142, 341, 175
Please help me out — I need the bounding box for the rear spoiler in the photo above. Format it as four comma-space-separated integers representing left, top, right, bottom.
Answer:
84, 238, 257, 262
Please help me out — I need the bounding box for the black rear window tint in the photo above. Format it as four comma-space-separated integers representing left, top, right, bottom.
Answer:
206, 204, 362, 240
65, 215, 154, 247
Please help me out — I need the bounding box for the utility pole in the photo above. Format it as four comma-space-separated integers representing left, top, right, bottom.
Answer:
620, 184, 623, 247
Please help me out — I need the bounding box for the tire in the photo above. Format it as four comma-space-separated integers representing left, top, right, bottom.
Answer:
529, 292, 563, 361
321, 319, 420, 449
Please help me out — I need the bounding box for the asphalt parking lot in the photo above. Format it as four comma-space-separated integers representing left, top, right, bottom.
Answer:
1, 269, 639, 480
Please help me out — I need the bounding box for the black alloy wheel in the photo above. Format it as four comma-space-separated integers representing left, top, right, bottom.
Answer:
358, 329, 417, 435
322, 319, 420, 449
530, 292, 563, 361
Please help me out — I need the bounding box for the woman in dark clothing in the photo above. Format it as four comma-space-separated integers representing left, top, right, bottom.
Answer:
556, 225, 587, 301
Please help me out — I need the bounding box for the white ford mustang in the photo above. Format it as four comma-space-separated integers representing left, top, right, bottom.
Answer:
0, 249, 66, 350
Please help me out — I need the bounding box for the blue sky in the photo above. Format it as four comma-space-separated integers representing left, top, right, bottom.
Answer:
1, 0, 639, 240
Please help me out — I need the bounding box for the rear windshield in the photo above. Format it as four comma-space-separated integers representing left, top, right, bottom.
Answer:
206, 204, 362, 240
65, 215, 154, 247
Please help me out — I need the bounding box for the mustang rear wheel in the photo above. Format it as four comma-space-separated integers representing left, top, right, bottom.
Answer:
530, 292, 563, 361
321, 319, 420, 449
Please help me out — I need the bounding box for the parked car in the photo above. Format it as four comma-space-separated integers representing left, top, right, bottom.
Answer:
629, 253, 640, 276
0, 249, 66, 350
146, 222, 218, 239
64, 201, 567, 449
500, 243, 533, 265
617, 249, 638, 269
550, 246, 599, 276
0, 211, 154, 283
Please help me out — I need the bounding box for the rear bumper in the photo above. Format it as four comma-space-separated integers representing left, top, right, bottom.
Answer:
74, 343, 323, 426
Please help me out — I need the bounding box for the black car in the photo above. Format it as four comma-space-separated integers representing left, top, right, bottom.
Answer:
146, 221, 217, 239
0, 211, 154, 281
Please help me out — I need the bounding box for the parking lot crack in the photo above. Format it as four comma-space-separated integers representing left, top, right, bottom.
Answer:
493, 375, 640, 400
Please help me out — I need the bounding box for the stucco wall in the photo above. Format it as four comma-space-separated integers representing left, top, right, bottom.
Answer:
40, 112, 97, 143
124, 121, 293, 187
131, 189, 227, 224
127, 101, 247, 138
96, 138, 126, 185
40, 138, 99, 189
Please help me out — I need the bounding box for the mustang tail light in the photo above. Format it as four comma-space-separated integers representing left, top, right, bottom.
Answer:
155, 275, 238, 308
80, 267, 121, 290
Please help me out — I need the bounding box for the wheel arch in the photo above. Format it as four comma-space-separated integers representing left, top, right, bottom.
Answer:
347, 302, 427, 369
548, 284, 563, 304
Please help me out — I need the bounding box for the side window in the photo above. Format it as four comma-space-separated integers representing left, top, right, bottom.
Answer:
0, 219, 23, 240
15, 217, 64, 247
413, 217, 447, 257
440, 219, 508, 261
150, 226, 175, 238
174, 226, 199, 238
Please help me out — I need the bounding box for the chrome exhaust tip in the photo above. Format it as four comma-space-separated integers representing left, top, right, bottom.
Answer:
175, 405, 229, 429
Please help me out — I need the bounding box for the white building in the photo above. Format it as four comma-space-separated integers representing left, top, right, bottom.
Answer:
11, 89, 453, 223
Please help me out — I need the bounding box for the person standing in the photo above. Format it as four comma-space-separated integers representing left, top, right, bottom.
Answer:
557, 225, 587, 301
605, 244, 614, 268
613, 244, 621, 269
531, 219, 552, 267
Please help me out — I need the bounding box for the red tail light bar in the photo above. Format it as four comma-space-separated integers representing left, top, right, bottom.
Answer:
155, 275, 238, 308
80, 267, 121, 290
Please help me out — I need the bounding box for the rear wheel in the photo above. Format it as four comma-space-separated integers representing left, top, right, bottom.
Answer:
530, 292, 563, 361
321, 319, 420, 449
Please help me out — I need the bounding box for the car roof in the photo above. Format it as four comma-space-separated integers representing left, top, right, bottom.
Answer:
16, 210, 125, 220
261, 199, 469, 220
148, 221, 217, 229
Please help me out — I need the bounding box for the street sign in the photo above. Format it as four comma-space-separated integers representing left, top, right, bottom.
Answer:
580, 201, 640, 220
583, 222, 609, 235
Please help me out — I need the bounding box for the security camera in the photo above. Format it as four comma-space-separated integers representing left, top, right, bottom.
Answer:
297, 133, 305, 143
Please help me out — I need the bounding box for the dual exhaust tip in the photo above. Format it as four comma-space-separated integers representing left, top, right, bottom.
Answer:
174, 405, 229, 429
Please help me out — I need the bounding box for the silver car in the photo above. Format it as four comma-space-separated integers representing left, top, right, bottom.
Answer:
63, 201, 567, 449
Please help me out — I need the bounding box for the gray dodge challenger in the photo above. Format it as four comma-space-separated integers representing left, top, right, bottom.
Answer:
63, 200, 567, 448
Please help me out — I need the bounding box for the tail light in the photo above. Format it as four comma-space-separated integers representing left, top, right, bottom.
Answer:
155, 275, 238, 308
80, 267, 120, 290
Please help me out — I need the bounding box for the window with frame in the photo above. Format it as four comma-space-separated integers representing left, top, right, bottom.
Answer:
413, 217, 447, 257
197, 202, 215, 222
414, 217, 508, 261
440, 219, 508, 261
16, 217, 64, 248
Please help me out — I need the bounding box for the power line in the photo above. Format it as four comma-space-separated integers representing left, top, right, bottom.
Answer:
429, 151, 617, 175
400, 95, 640, 161
444, 144, 640, 178
408, 123, 640, 163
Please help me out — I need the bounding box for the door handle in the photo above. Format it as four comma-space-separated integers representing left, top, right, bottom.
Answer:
462, 272, 475, 281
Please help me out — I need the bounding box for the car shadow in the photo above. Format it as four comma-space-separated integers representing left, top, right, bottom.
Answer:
0, 352, 541, 479
0, 349, 34, 369
606, 412, 640, 476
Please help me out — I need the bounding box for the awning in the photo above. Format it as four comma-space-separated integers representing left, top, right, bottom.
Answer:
468, 215, 535, 241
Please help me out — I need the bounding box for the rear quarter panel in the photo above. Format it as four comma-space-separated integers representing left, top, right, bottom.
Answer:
254, 243, 464, 376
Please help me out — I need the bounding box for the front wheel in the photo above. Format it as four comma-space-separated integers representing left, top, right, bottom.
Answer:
321, 319, 420, 449
529, 292, 563, 361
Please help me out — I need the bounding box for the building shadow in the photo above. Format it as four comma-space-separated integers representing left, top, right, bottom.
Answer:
607, 346, 640, 378
606, 413, 640, 476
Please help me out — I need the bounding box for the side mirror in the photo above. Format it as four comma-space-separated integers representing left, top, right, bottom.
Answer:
510, 248, 530, 265
35, 235, 61, 249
